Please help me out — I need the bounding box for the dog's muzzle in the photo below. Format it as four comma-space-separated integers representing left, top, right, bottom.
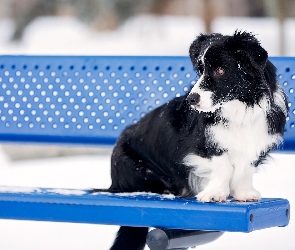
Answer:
186, 93, 200, 106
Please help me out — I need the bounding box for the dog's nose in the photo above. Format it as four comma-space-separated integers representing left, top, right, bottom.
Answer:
187, 93, 200, 105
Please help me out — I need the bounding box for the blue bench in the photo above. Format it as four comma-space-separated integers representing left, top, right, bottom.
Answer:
0, 56, 292, 249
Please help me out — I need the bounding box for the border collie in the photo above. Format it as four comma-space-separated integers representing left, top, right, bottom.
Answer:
107, 31, 288, 250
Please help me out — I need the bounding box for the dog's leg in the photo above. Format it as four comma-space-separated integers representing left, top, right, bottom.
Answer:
109, 144, 168, 249
184, 153, 233, 202
231, 165, 261, 202
110, 226, 148, 250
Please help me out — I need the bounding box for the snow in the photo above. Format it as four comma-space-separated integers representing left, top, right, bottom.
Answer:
0, 186, 41, 193
47, 188, 87, 196
0, 14, 295, 249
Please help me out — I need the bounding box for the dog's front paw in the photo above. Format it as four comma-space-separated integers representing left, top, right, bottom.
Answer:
197, 189, 229, 202
233, 188, 261, 202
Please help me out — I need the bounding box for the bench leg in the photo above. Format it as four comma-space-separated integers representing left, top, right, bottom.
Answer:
146, 228, 223, 250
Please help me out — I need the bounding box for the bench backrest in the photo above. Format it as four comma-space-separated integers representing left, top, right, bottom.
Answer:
0, 56, 294, 150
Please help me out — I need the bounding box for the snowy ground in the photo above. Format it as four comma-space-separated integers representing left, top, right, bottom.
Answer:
0, 15, 295, 249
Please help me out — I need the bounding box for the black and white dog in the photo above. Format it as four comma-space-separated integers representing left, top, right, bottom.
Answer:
108, 31, 288, 250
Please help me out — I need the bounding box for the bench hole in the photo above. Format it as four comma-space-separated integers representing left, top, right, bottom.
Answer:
286, 67, 290, 72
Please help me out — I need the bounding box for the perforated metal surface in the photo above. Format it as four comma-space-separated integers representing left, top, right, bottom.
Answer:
0, 56, 195, 144
0, 56, 294, 149
271, 57, 295, 150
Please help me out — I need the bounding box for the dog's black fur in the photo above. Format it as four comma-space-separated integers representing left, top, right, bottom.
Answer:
104, 31, 288, 250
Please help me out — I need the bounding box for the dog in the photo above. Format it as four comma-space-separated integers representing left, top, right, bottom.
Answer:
107, 31, 288, 250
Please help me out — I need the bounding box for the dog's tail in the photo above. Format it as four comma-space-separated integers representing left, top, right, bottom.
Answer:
110, 226, 148, 250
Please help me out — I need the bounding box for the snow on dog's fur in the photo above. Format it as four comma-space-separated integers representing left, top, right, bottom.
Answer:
106, 31, 288, 250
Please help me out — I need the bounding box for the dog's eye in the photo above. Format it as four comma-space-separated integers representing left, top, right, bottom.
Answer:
215, 67, 225, 76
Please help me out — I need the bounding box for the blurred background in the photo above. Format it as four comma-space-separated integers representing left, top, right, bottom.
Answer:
0, 1, 295, 249
1, 0, 295, 160
0, 0, 294, 57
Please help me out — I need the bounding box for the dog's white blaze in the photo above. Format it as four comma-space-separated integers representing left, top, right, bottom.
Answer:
189, 46, 221, 112
183, 94, 284, 202
201, 46, 210, 65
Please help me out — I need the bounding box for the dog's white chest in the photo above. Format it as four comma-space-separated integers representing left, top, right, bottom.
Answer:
210, 121, 265, 160
209, 100, 279, 163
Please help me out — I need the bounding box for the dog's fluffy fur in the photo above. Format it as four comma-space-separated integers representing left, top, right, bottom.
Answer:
108, 31, 288, 250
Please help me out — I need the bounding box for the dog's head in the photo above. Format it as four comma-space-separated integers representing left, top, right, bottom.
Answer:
187, 31, 272, 113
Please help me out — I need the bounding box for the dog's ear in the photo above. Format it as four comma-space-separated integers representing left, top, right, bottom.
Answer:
189, 33, 222, 69
226, 30, 268, 70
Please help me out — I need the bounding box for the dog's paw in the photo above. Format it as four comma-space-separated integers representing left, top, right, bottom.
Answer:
197, 189, 229, 202
233, 188, 261, 202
